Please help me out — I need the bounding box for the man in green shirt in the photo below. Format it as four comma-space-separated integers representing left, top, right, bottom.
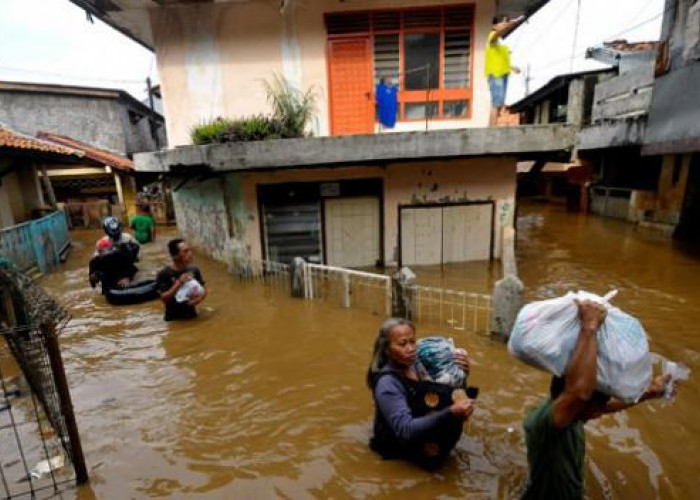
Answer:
522, 301, 674, 499
129, 204, 156, 244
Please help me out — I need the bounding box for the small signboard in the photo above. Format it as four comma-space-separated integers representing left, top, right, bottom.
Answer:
320, 182, 340, 197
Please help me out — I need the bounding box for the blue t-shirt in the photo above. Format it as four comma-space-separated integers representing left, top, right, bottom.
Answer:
376, 82, 398, 128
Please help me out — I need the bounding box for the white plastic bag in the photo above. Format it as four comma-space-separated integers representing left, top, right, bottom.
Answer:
508, 290, 652, 403
662, 360, 690, 400
175, 278, 204, 303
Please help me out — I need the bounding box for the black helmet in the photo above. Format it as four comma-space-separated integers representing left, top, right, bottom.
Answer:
103, 216, 123, 239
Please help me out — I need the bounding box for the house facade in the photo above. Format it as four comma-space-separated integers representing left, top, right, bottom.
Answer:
74, 0, 564, 269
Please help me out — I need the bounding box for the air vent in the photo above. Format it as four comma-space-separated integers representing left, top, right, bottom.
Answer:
403, 9, 441, 29
444, 6, 474, 28
325, 12, 370, 35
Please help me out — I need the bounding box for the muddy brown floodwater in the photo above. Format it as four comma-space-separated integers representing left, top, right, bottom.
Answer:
32, 203, 698, 499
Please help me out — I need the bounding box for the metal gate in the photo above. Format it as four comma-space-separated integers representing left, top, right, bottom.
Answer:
0, 268, 87, 498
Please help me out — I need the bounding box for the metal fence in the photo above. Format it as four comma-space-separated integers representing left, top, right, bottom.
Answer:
0, 268, 87, 498
409, 285, 492, 333
0, 211, 70, 274
304, 263, 392, 317
233, 259, 492, 333
235, 259, 291, 293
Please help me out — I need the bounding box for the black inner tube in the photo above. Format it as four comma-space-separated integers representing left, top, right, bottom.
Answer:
105, 279, 159, 306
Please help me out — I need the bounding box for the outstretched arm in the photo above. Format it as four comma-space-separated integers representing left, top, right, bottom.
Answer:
601, 374, 672, 414
552, 300, 607, 430
494, 15, 526, 38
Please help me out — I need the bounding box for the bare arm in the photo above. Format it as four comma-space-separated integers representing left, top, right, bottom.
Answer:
494, 15, 526, 39
188, 286, 207, 307
601, 374, 672, 414
159, 272, 191, 304
552, 301, 607, 430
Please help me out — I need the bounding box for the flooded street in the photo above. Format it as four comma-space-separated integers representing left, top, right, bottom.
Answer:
31, 203, 699, 499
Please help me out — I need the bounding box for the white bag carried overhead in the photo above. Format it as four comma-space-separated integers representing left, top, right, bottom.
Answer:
507, 290, 652, 403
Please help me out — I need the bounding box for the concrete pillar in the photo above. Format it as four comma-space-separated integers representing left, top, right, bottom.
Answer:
491, 227, 523, 339
391, 267, 416, 319
491, 274, 524, 340
290, 257, 306, 298
113, 172, 124, 205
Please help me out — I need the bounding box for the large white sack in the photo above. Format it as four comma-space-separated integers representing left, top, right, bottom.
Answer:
507, 290, 652, 403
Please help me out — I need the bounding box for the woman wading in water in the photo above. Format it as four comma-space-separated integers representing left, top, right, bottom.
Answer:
367, 318, 475, 469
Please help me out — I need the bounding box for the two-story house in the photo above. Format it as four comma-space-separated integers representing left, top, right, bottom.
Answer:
70, 0, 577, 270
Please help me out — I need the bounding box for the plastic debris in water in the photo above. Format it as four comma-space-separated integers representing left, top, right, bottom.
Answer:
30, 455, 64, 479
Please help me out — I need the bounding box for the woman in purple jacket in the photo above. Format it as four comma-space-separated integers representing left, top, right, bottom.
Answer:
367, 318, 475, 469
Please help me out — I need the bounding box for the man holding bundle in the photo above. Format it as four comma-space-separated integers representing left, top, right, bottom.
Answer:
521, 300, 675, 499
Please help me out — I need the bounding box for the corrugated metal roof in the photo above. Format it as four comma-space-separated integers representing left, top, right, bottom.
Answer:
0, 123, 82, 157
37, 132, 133, 171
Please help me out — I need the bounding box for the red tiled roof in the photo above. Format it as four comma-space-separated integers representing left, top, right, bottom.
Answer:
0, 124, 82, 157
604, 40, 660, 53
37, 132, 133, 171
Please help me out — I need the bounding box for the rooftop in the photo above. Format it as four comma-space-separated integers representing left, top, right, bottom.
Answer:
37, 132, 134, 171
0, 80, 164, 120
509, 68, 615, 112
0, 123, 83, 158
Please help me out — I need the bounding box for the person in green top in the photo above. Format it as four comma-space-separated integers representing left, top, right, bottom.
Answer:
486, 15, 524, 126
522, 300, 676, 499
129, 204, 156, 244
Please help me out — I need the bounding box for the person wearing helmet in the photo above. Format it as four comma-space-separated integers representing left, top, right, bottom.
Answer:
89, 216, 140, 292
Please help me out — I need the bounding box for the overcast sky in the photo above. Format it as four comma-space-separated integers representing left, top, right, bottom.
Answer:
0, 0, 664, 104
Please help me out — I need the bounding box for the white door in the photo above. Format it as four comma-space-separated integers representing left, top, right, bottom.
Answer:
324, 197, 380, 267
400, 207, 442, 266
400, 204, 493, 265
442, 204, 493, 262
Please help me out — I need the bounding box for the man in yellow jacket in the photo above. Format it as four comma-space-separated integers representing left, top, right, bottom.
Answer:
486, 15, 525, 125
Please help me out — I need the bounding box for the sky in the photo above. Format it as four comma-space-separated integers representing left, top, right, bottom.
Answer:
0, 0, 665, 103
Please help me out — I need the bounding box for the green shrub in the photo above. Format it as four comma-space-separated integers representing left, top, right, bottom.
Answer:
264, 74, 316, 138
189, 75, 316, 144
226, 115, 282, 142
190, 117, 235, 145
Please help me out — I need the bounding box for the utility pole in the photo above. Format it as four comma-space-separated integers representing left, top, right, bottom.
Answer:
146, 77, 160, 149
570, 0, 582, 73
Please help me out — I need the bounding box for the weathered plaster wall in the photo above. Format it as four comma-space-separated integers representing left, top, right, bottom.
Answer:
151, 0, 497, 146
0, 168, 41, 226
236, 157, 516, 266
171, 177, 231, 262
0, 93, 127, 153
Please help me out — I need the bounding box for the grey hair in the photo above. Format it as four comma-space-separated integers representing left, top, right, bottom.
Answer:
366, 317, 415, 388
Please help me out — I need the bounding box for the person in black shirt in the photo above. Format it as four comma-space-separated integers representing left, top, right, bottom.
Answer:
156, 238, 207, 321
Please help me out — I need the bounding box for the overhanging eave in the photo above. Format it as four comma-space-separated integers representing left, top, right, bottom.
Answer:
134, 125, 575, 173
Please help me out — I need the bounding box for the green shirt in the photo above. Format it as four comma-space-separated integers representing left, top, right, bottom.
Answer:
522, 398, 585, 500
129, 214, 155, 244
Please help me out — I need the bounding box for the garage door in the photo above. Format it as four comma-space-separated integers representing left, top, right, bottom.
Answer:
324, 197, 380, 267
400, 203, 493, 266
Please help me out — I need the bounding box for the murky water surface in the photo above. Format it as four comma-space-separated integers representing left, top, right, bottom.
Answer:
30, 204, 700, 498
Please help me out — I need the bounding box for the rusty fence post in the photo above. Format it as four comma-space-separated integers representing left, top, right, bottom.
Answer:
42, 322, 89, 485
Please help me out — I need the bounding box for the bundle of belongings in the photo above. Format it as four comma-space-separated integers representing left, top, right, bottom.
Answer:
507, 290, 652, 403
416, 336, 467, 388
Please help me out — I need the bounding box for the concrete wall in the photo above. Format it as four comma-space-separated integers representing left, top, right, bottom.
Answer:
150, 0, 497, 147
173, 157, 516, 267
0, 92, 166, 155
0, 93, 127, 154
